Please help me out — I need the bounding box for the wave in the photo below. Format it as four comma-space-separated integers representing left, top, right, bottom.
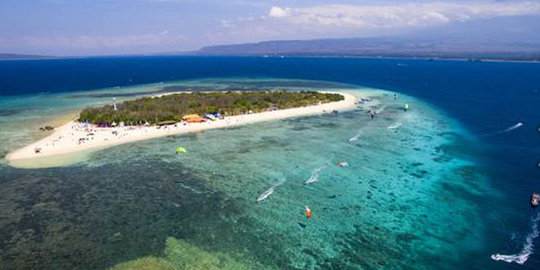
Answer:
387, 122, 402, 129
305, 167, 325, 184
491, 213, 540, 265
257, 178, 285, 202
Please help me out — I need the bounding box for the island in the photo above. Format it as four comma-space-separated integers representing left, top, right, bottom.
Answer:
6, 90, 356, 165
78, 91, 344, 125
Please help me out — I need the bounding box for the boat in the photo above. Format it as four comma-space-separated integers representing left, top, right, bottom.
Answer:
531, 193, 540, 209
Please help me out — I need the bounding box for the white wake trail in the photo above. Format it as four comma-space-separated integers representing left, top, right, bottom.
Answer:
502, 122, 524, 133
257, 188, 274, 202
387, 122, 402, 129
491, 213, 540, 265
349, 128, 365, 142
305, 167, 325, 184
257, 178, 285, 202
348, 133, 361, 142
481, 122, 524, 137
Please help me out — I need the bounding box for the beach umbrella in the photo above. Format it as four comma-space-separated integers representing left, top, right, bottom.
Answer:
175, 147, 187, 154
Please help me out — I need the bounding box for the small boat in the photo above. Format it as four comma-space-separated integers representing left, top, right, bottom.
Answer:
531, 193, 540, 209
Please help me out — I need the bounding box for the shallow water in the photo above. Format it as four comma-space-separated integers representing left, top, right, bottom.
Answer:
0, 78, 513, 269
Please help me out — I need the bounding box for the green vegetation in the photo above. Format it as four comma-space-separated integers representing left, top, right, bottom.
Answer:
109, 237, 265, 270
78, 91, 344, 125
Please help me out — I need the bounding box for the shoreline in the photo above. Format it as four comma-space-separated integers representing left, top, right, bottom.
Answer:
6, 92, 357, 166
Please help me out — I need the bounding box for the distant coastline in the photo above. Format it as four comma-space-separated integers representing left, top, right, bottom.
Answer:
4, 53, 539, 64
0, 53, 56, 60
189, 52, 540, 64
188, 54, 540, 64
193, 37, 540, 63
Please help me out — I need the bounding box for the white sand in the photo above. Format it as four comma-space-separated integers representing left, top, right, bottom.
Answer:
6, 92, 356, 164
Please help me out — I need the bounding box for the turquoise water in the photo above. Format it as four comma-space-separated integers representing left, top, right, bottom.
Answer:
0, 79, 500, 269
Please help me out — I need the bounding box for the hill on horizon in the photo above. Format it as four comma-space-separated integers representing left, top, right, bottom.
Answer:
0, 53, 54, 60
196, 16, 540, 61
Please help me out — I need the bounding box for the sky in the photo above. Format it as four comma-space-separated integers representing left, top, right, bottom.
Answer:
1, 0, 540, 56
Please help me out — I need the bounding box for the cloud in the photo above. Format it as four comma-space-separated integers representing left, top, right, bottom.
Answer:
268, 6, 291, 18
264, 2, 540, 30
207, 1, 540, 49
220, 19, 233, 28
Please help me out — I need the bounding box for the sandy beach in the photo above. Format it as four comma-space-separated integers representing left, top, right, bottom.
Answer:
6, 92, 357, 165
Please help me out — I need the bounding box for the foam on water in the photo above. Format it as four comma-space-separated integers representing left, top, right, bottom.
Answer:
257, 178, 285, 202
387, 122, 402, 129
481, 122, 524, 137
304, 166, 325, 184
503, 122, 524, 133
348, 131, 363, 142
491, 213, 540, 265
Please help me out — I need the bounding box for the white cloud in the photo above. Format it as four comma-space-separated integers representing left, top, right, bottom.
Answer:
264, 1, 540, 29
269, 6, 291, 18
220, 19, 233, 28
209, 1, 540, 49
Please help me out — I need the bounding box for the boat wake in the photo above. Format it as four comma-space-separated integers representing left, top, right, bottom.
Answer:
349, 133, 361, 142
502, 122, 524, 133
387, 122, 402, 129
491, 213, 540, 265
375, 105, 387, 114
305, 167, 325, 184
481, 122, 524, 137
349, 129, 364, 142
257, 178, 286, 202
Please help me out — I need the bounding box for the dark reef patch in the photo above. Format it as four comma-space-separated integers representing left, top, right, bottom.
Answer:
0, 109, 27, 116
0, 159, 296, 270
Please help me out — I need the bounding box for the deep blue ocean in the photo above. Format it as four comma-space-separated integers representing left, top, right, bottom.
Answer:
0, 56, 539, 269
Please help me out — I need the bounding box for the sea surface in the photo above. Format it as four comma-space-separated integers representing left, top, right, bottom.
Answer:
0, 56, 539, 269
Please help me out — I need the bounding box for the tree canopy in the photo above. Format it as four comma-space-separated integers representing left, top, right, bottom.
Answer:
78, 91, 343, 125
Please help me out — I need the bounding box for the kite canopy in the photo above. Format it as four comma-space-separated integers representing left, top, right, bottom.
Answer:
176, 147, 187, 154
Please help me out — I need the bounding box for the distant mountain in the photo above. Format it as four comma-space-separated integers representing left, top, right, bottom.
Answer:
196, 37, 540, 61
0, 53, 54, 60
196, 16, 540, 61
